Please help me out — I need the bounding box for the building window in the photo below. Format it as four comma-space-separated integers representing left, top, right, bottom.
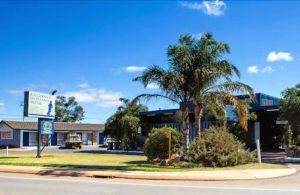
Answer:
0, 131, 13, 140
261, 98, 274, 106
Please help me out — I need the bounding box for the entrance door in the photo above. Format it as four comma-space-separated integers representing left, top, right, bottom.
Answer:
99, 133, 104, 145
51, 133, 57, 146
23, 132, 29, 146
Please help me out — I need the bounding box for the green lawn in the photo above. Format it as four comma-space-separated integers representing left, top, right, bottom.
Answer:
0, 153, 287, 172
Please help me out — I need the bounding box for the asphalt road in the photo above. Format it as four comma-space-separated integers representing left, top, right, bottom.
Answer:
1, 165, 300, 195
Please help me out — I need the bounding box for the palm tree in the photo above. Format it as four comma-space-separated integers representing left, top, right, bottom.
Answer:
134, 33, 255, 156
117, 97, 148, 116
170, 33, 255, 138
133, 65, 193, 156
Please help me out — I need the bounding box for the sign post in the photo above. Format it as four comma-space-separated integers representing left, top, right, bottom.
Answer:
37, 119, 42, 158
168, 128, 171, 159
24, 91, 56, 158
40, 119, 54, 154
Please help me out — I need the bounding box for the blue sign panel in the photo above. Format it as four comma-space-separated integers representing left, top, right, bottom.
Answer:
41, 120, 54, 135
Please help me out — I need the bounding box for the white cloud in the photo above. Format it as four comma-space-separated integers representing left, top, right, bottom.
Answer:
64, 87, 123, 108
125, 66, 147, 73
266, 51, 293, 62
78, 83, 89, 89
247, 65, 276, 74
179, 0, 226, 16
261, 66, 275, 74
192, 33, 202, 40
247, 66, 259, 74
146, 83, 159, 89
6, 89, 23, 96
6, 83, 55, 96
0, 101, 5, 112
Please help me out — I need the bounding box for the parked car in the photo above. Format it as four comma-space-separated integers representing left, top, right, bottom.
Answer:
65, 134, 82, 149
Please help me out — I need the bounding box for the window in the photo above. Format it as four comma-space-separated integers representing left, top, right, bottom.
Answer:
261, 98, 274, 106
0, 131, 13, 140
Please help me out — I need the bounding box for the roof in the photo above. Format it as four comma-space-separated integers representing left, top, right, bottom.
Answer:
236, 93, 279, 111
140, 109, 179, 116
140, 93, 280, 116
0, 120, 104, 131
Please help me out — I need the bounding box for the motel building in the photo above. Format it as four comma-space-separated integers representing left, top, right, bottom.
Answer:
139, 93, 281, 150
0, 120, 105, 148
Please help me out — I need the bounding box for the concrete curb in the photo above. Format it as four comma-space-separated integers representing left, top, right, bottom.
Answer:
0, 165, 297, 181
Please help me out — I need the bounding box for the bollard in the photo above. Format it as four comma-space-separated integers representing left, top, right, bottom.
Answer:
6, 146, 8, 157
256, 139, 261, 163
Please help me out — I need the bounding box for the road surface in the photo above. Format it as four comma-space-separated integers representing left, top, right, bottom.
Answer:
0, 165, 300, 195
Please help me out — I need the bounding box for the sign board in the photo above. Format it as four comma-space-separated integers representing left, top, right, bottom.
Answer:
0, 131, 13, 140
276, 120, 288, 125
40, 120, 54, 135
24, 91, 56, 119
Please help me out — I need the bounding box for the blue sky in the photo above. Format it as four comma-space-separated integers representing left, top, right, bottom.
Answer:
0, 1, 300, 123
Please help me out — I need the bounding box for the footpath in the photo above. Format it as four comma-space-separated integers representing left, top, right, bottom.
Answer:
0, 165, 296, 181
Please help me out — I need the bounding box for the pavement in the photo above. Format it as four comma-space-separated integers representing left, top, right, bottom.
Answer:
2, 170, 300, 195
0, 164, 296, 181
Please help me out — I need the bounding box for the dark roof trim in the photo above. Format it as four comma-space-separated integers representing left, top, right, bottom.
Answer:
140, 109, 179, 116
0, 120, 104, 131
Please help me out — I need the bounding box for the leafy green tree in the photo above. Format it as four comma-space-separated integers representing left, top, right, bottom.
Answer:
55, 96, 84, 122
279, 84, 300, 138
144, 127, 182, 161
104, 98, 147, 150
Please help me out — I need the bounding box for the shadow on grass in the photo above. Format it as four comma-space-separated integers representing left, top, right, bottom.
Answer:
0, 157, 20, 159
41, 164, 138, 170
42, 161, 167, 170
0, 161, 182, 172
74, 150, 144, 156
125, 160, 149, 165
37, 161, 182, 171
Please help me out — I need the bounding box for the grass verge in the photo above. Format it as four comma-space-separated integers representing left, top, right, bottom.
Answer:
0, 153, 288, 172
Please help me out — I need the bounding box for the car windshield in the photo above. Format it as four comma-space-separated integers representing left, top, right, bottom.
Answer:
68, 135, 81, 141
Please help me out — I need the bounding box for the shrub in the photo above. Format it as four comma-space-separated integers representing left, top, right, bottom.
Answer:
188, 126, 255, 167
144, 127, 182, 161
175, 161, 201, 168
287, 146, 300, 157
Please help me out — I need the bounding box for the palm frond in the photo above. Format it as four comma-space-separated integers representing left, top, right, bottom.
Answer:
132, 65, 166, 88
133, 93, 179, 104
206, 81, 255, 99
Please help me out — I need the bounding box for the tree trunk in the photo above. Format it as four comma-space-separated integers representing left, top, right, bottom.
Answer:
222, 107, 227, 128
194, 101, 203, 139
181, 102, 190, 157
